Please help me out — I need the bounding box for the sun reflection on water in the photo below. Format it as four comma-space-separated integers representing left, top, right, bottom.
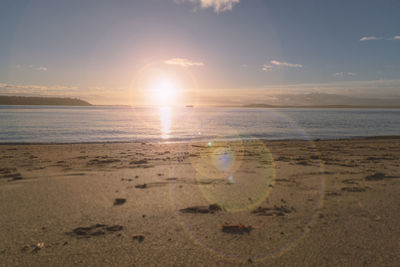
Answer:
159, 107, 172, 139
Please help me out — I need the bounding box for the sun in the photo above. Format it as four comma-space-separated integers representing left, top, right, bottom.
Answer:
150, 75, 180, 107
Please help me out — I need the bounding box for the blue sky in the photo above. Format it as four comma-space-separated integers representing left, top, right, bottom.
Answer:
0, 0, 399, 105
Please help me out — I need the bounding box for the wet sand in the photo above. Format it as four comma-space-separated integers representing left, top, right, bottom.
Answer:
0, 137, 399, 266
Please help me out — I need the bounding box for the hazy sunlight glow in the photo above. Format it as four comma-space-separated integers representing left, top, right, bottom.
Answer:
151, 76, 179, 107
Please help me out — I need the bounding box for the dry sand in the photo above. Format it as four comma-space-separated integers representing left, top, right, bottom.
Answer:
0, 137, 399, 266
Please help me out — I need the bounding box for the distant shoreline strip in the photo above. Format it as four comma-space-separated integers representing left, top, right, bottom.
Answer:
0, 135, 399, 146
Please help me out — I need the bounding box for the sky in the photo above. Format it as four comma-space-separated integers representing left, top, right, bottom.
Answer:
0, 0, 399, 105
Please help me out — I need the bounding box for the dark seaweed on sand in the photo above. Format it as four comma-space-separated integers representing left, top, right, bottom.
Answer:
221, 224, 253, 234
66, 224, 123, 238
113, 198, 126, 205
179, 203, 223, 214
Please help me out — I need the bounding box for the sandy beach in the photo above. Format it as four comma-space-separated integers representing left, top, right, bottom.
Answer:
0, 137, 399, 266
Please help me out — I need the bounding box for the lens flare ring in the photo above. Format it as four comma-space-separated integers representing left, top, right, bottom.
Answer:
168, 109, 326, 262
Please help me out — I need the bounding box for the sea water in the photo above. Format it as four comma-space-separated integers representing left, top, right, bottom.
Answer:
0, 105, 399, 143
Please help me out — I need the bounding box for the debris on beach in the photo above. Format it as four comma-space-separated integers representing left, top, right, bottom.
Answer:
0, 167, 23, 181
113, 198, 126, 206
365, 172, 399, 181
197, 179, 226, 185
221, 224, 253, 234
135, 183, 147, 189
105, 225, 123, 232
341, 186, 367, 192
32, 242, 45, 254
6, 173, 23, 181
66, 224, 123, 238
0, 167, 16, 175
325, 191, 340, 197
366, 172, 386, 181
297, 160, 310, 166
132, 234, 145, 243
179, 203, 223, 214
129, 159, 148, 165
87, 158, 121, 166
365, 172, 386, 181
342, 179, 358, 184
251, 205, 294, 216
21, 242, 45, 254
208, 204, 223, 212
21, 245, 30, 252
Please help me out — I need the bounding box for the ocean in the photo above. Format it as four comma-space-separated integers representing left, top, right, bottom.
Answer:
0, 105, 399, 143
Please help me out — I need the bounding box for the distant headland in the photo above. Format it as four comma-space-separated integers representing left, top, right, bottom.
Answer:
0, 96, 92, 106
242, 104, 400, 109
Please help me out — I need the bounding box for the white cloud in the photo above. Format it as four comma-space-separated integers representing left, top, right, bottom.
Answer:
360, 36, 380, 41
175, 0, 240, 13
334, 72, 356, 77
164, 57, 204, 67
270, 60, 303, 68
16, 64, 48, 71
261, 64, 272, 71
262, 60, 303, 71
390, 35, 400, 40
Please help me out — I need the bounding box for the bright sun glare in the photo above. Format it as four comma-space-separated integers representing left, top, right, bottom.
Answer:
151, 76, 179, 107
